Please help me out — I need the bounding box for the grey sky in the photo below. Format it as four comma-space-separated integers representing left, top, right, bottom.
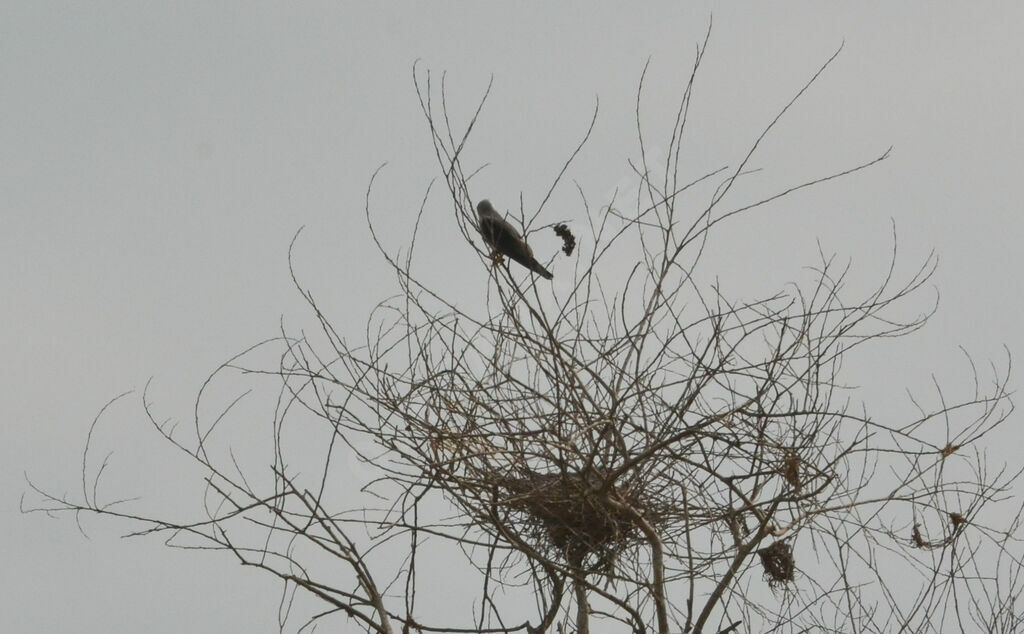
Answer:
3, 4, 1023, 632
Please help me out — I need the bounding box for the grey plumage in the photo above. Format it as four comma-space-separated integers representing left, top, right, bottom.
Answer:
476, 200, 553, 280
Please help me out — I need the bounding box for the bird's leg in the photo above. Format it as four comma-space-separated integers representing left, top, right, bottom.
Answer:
489, 250, 505, 265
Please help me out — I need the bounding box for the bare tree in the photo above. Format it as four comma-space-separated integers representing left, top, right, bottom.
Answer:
26, 32, 1022, 634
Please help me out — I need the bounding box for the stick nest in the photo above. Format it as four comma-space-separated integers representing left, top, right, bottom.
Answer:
494, 469, 662, 572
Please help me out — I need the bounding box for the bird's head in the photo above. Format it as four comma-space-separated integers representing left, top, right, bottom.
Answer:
476, 199, 497, 217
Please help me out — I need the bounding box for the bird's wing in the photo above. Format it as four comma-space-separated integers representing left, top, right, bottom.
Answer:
480, 212, 522, 243
482, 216, 533, 261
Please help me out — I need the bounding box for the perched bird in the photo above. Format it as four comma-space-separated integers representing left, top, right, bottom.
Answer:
476, 199, 553, 280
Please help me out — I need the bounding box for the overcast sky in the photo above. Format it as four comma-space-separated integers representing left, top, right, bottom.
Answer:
3, 4, 1023, 632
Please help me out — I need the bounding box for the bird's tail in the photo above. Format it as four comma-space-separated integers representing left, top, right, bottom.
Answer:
530, 259, 554, 280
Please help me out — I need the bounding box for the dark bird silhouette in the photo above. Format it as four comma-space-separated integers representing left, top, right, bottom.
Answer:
476, 199, 553, 280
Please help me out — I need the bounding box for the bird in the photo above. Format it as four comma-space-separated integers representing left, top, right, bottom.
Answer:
476, 199, 553, 280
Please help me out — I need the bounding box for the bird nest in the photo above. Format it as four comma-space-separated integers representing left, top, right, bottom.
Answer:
494, 469, 660, 573
758, 540, 795, 589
